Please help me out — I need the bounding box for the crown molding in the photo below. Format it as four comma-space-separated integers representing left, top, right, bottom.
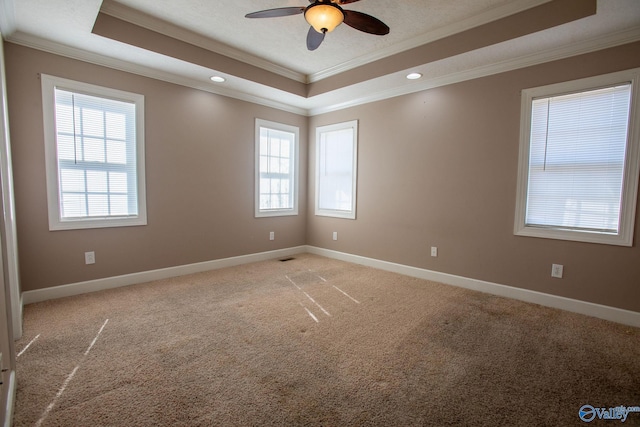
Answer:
308, 26, 640, 115
308, 0, 551, 83
4, 32, 309, 116
5, 24, 640, 118
100, 0, 307, 84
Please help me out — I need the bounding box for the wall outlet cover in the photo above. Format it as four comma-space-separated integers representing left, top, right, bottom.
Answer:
551, 264, 563, 278
85, 251, 95, 265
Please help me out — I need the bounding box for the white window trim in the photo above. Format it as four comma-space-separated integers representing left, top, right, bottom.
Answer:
254, 118, 299, 218
514, 68, 640, 247
41, 74, 147, 231
315, 120, 358, 219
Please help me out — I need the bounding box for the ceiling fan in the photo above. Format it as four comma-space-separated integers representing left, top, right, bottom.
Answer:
245, 0, 390, 51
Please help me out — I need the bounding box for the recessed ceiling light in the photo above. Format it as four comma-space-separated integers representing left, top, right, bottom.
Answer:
406, 72, 422, 80
210, 76, 226, 83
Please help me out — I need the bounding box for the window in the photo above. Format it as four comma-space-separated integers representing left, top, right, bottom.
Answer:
514, 69, 640, 246
315, 120, 358, 219
41, 75, 146, 231
255, 119, 299, 217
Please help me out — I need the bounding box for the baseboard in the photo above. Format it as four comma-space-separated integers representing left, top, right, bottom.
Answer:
22, 246, 307, 305
3, 370, 15, 427
21, 244, 640, 328
306, 246, 640, 328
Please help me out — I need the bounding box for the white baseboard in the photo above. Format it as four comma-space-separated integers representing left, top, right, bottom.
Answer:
22, 246, 307, 305
21, 245, 640, 328
306, 246, 640, 328
3, 370, 15, 427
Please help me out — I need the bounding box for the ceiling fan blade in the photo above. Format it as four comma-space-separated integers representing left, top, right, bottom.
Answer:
245, 7, 305, 19
306, 26, 325, 51
343, 10, 389, 35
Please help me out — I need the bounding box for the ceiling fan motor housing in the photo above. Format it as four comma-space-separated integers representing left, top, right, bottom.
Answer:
305, 1, 345, 33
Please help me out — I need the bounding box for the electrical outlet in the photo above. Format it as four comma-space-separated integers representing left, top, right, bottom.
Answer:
85, 251, 95, 265
551, 264, 563, 278
269, 231, 275, 241
332, 231, 338, 241
431, 247, 438, 257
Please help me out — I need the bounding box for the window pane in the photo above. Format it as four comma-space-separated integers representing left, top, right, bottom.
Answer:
280, 139, 290, 158
105, 111, 126, 140
270, 138, 281, 157
87, 194, 109, 216
106, 140, 127, 164
323, 129, 353, 175
61, 193, 86, 218
109, 172, 128, 193
269, 156, 280, 174
55, 103, 74, 134
259, 156, 268, 173
57, 134, 76, 161
525, 84, 631, 233
260, 178, 270, 195
82, 108, 104, 137
318, 129, 354, 211
270, 179, 280, 194
260, 195, 270, 209
280, 158, 290, 174
260, 138, 268, 158
315, 121, 358, 219
110, 195, 128, 215
83, 137, 105, 163
59, 169, 85, 192
86, 170, 108, 193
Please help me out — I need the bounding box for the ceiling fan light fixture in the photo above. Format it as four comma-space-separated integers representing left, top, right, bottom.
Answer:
304, 3, 344, 33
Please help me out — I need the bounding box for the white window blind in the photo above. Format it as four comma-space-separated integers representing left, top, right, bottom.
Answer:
316, 121, 358, 219
55, 89, 138, 219
41, 74, 146, 230
514, 68, 640, 246
255, 119, 298, 217
526, 84, 631, 233
318, 128, 354, 211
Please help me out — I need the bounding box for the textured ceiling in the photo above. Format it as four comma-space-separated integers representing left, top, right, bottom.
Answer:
107, 0, 519, 76
1, 0, 640, 114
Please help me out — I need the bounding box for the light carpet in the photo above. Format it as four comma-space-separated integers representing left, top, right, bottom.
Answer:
13, 254, 640, 426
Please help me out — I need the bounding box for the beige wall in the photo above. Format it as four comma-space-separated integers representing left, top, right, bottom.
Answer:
308, 42, 640, 313
4, 40, 640, 313
4, 43, 307, 292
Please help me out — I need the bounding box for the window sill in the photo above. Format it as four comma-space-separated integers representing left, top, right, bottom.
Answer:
49, 216, 147, 231
255, 210, 298, 218
514, 224, 632, 247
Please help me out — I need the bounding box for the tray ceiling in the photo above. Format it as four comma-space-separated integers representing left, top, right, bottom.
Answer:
1, 0, 639, 114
